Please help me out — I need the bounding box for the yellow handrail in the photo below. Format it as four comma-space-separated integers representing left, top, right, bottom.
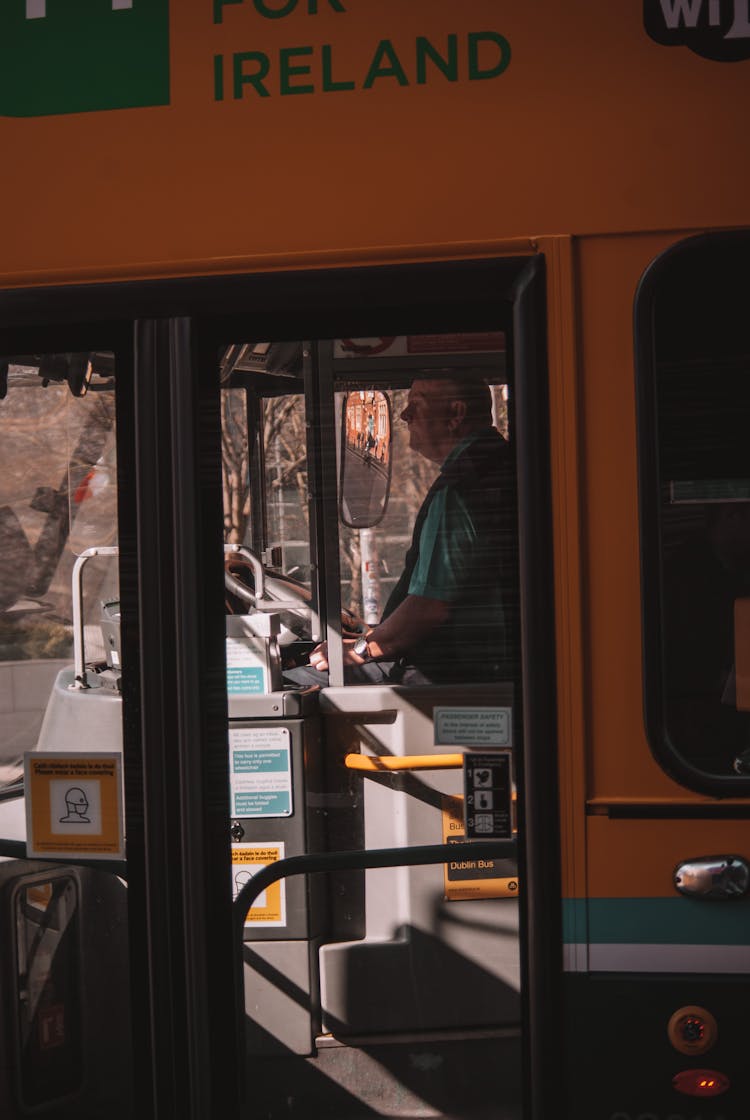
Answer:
344, 753, 464, 772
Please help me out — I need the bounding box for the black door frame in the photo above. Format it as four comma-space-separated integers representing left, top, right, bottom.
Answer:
0, 255, 560, 1119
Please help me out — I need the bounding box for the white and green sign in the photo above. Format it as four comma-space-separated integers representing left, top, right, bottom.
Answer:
0, 0, 170, 117
229, 727, 293, 818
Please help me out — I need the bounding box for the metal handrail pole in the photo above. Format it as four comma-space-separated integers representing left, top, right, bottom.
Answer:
235, 837, 517, 922
70, 546, 119, 689
234, 839, 516, 936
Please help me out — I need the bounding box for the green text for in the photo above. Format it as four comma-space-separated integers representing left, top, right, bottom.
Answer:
215, 0, 346, 22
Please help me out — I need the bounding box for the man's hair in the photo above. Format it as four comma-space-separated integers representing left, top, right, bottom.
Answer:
415, 374, 494, 427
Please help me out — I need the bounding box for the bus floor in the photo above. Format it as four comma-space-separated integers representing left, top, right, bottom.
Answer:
243, 1029, 523, 1119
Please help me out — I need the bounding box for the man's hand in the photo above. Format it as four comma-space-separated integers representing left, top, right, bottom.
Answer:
308, 639, 367, 673
307, 595, 450, 672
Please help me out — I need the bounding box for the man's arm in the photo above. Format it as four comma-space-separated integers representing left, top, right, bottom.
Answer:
308, 481, 474, 674
363, 594, 449, 659
307, 594, 449, 672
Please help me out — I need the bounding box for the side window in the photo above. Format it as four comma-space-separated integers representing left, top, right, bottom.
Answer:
636, 233, 750, 787
0, 353, 118, 791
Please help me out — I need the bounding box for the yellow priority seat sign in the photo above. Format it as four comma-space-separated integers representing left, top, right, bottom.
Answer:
24, 753, 124, 860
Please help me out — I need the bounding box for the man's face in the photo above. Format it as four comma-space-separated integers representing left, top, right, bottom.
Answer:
400, 380, 455, 463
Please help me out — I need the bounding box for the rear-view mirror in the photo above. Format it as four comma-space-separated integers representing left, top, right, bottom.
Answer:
339, 390, 392, 528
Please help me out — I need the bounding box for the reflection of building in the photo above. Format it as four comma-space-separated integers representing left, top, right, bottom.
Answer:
377, 397, 389, 465
345, 391, 390, 464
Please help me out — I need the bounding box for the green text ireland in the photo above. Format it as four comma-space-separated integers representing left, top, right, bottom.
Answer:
214, 33, 512, 99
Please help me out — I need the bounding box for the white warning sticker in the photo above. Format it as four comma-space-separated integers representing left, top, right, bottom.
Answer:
434, 707, 512, 747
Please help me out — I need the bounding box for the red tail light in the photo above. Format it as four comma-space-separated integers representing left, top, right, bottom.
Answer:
672, 1069, 730, 1097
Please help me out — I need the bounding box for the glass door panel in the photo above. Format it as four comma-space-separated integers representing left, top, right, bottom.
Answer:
0, 350, 131, 1119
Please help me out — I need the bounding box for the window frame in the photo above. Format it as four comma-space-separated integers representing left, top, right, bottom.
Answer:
635, 229, 750, 796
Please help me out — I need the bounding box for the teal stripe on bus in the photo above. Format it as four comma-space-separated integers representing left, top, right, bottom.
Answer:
563, 898, 750, 945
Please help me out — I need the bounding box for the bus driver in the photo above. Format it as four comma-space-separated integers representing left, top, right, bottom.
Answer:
290, 375, 517, 687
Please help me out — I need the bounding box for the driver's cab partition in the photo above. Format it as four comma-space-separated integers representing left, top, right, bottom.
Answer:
220, 333, 526, 1104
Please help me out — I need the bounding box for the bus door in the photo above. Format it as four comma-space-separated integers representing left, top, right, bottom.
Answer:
0, 254, 557, 1119
218, 314, 552, 1119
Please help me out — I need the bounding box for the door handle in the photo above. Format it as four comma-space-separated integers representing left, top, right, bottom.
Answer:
674, 855, 750, 899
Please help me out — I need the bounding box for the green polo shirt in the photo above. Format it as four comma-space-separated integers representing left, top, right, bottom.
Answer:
407, 434, 482, 602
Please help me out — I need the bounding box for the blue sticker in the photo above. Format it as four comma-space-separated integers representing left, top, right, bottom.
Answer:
234, 791, 291, 817
233, 750, 288, 773
229, 728, 293, 819
227, 666, 265, 695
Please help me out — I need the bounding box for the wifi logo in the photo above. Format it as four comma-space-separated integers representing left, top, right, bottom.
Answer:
0, 0, 170, 116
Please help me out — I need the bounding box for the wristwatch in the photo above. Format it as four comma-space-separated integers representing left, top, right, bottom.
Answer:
353, 636, 371, 661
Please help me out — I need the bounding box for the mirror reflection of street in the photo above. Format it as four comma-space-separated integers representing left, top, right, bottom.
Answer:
341, 391, 392, 527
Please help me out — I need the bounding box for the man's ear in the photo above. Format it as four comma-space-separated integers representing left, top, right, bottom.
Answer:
449, 400, 467, 430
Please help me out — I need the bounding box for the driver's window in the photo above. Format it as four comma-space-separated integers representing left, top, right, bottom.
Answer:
221, 387, 250, 547
220, 346, 313, 701
220, 347, 310, 586
262, 393, 310, 586
222, 387, 311, 585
